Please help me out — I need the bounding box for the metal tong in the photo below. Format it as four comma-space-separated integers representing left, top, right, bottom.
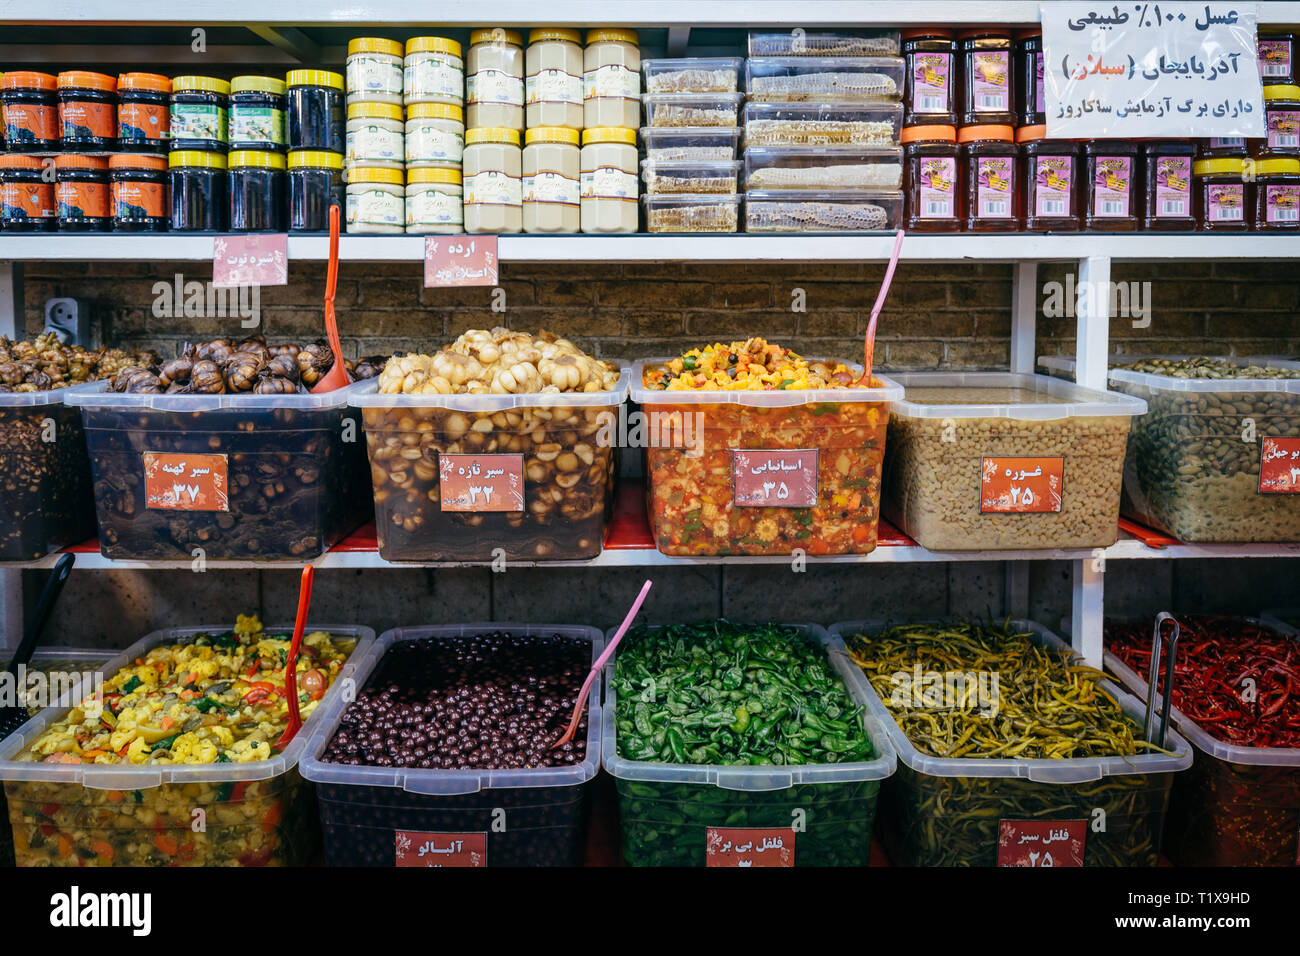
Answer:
1143, 611, 1180, 748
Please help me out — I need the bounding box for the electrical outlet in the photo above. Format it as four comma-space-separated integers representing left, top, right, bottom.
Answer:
43, 297, 90, 346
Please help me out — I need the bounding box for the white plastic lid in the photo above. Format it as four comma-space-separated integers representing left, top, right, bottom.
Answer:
64, 378, 366, 410
888, 371, 1147, 420
631, 357, 902, 408
348, 363, 629, 412
1039, 353, 1300, 394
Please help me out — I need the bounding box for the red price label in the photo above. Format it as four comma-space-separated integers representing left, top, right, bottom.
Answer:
980, 456, 1064, 513
439, 453, 525, 512
425, 235, 499, 287
143, 452, 229, 512
395, 831, 486, 867
731, 449, 819, 507
997, 819, 1086, 867
1259, 437, 1300, 494
705, 827, 795, 867
212, 234, 288, 288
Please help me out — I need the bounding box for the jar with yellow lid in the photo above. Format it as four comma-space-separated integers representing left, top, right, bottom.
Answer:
523, 125, 580, 233
404, 37, 464, 107
1252, 156, 1300, 230
170, 76, 229, 151
347, 37, 405, 107
464, 125, 522, 233
526, 28, 584, 130
346, 165, 405, 233
289, 149, 344, 232
286, 70, 345, 153
584, 28, 641, 129
580, 126, 638, 233
168, 150, 228, 231
467, 29, 525, 131
1193, 157, 1251, 230
406, 166, 463, 234
346, 101, 404, 169
406, 102, 465, 168
229, 75, 287, 151
228, 149, 287, 232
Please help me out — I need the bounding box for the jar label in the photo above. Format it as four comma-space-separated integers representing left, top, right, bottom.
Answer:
1033, 155, 1073, 217
170, 103, 227, 143
143, 452, 229, 512
1206, 183, 1245, 221
1035, 51, 1046, 115
976, 156, 1013, 218
1092, 156, 1131, 217
230, 105, 286, 146
980, 457, 1064, 514
917, 156, 956, 217
439, 454, 525, 512
56, 180, 108, 219
970, 51, 1010, 113
407, 188, 463, 226
1259, 39, 1292, 78
0, 181, 55, 221
347, 55, 403, 95
59, 100, 115, 140
404, 53, 463, 99
526, 69, 582, 106
467, 69, 524, 107
1266, 183, 1300, 223
581, 166, 637, 200
346, 123, 405, 163
705, 827, 795, 867
1267, 109, 1300, 150
1153, 156, 1191, 217
112, 180, 166, 219
3, 102, 58, 143
584, 64, 639, 100
395, 831, 486, 867
119, 101, 168, 142
911, 52, 950, 114
1260, 437, 1300, 493
523, 171, 579, 206
464, 170, 522, 207
347, 187, 404, 226
406, 123, 465, 163
997, 820, 1086, 867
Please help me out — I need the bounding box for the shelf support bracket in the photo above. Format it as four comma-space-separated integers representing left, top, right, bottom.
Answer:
1071, 558, 1105, 668
1010, 260, 1037, 373
666, 26, 691, 56
247, 26, 321, 64
0, 262, 21, 339
1075, 254, 1111, 390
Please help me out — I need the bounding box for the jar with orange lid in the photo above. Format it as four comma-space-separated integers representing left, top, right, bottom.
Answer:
0, 155, 56, 232
1139, 141, 1195, 231
1193, 157, 1251, 230
1, 72, 58, 152
1081, 141, 1138, 231
958, 124, 1019, 231
54, 154, 110, 231
1016, 29, 1045, 127
109, 153, 168, 231
1252, 157, 1300, 230
584, 28, 640, 129
58, 72, 117, 151
902, 124, 959, 231
958, 29, 1014, 127
117, 73, 170, 152
467, 29, 526, 131
1255, 84, 1300, 159
1018, 124, 1078, 231
526, 28, 584, 130
902, 30, 956, 126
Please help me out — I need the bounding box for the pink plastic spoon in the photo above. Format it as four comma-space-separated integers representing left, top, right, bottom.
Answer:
856, 228, 906, 387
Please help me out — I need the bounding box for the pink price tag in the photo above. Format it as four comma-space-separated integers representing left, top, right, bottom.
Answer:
212, 234, 288, 288
439, 453, 525, 512
425, 235, 499, 287
1259, 437, 1300, 494
997, 820, 1086, 867
395, 831, 486, 867
731, 449, 818, 508
706, 827, 795, 867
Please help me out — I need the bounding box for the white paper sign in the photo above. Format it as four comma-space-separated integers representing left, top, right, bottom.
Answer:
1042, 2, 1266, 138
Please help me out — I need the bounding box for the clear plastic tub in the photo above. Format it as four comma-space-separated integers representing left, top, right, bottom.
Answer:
882, 372, 1146, 551
300, 623, 602, 867
744, 146, 902, 190
1261, 607, 1300, 631
1104, 615, 1300, 866
744, 189, 902, 231
349, 368, 629, 562
639, 127, 742, 162
640, 158, 741, 195
642, 57, 745, 94
642, 193, 741, 232
831, 618, 1192, 867
0, 623, 374, 867
743, 102, 902, 147
0, 383, 98, 560
748, 30, 901, 58
745, 57, 905, 103
632, 358, 902, 555
642, 92, 743, 128
603, 623, 897, 867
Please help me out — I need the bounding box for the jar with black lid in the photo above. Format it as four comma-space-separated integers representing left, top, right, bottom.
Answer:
1258, 32, 1296, 84
170, 76, 229, 152
958, 29, 1014, 127
0, 154, 56, 232
1016, 29, 1045, 127
1198, 137, 1249, 159
54, 154, 110, 231
169, 150, 228, 231
288, 149, 344, 232
1, 72, 59, 152
901, 29, 956, 126
117, 73, 171, 152
230, 76, 287, 151
229, 149, 286, 232
109, 153, 168, 232
57, 71, 117, 151
287, 70, 345, 153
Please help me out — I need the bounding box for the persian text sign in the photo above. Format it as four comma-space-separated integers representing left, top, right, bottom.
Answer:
212, 234, 288, 288
998, 819, 1086, 867
705, 827, 795, 867
1042, 2, 1265, 138
143, 452, 229, 512
395, 831, 486, 867
1259, 437, 1300, 494
732, 449, 818, 507
439, 453, 525, 512
981, 457, 1064, 514
425, 235, 499, 287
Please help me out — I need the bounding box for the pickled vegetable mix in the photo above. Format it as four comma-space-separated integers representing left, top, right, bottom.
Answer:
642, 337, 862, 391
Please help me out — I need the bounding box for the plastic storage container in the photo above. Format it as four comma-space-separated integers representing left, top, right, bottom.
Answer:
882, 372, 1145, 551
642, 93, 743, 128
642, 57, 744, 94
744, 146, 901, 191
833, 618, 1191, 867
525, 28, 584, 130
639, 127, 741, 161
743, 102, 902, 147
744, 189, 901, 232
349, 368, 629, 562
0, 623, 374, 867
632, 358, 901, 555
300, 623, 603, 867
641, 158, 741, 194
66, 381, 370, 560
1082, 140, 1140, 230
403, 36, 464, 108
643, 192, 741, 232
115, 72, 170, 152
346, 37, 405, 106
745, 57, 905, 103
109, 153, 169, 232
748, 30, 900, 57
1253, 157, 1300, 230
604, 623, 896, 867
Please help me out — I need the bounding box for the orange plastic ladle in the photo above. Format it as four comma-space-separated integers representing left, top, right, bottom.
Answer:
272, 566, 315, 752
855, 228, 907, 387
311, 205, 351, 394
